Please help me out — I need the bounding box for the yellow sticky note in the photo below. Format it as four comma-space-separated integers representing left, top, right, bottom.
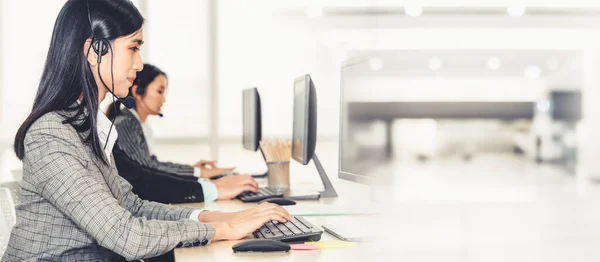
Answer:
304, 240, 358, 249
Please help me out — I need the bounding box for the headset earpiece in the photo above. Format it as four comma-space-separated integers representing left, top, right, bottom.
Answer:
135, 85, 145, 95
92, 38, 108, 63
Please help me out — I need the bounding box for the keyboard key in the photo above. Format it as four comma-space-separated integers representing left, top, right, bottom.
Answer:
265, 222, 280, 234
297, 226, 310, 233
295, 217, 314, 228
289, 225, 303, 235
253, 216, 323, 242
259, 227, 273, 237
279, 222, 298, 234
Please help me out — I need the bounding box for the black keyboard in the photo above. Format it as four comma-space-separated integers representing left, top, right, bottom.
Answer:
236, 187, 283, 202
253, 216, 323, 242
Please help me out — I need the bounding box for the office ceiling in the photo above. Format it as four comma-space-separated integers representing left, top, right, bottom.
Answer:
343, 50, 582, 78
273, 6, 600, 29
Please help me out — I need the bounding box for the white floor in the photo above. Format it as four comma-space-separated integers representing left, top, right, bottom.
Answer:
347, 153, 600, 262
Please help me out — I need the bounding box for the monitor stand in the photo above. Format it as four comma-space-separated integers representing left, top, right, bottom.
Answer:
281, 153, 338, 200
312, 154, 338, 198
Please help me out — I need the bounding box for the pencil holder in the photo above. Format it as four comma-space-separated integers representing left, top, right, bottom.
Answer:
266, 161, 290, 190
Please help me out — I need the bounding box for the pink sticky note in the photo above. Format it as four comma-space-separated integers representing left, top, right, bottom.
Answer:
290, 244, 321, 251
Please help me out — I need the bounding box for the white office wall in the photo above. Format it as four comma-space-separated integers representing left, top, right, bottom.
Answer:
142, 0, 210, 139
130, 0, 142, 9
0, 0, 65, 182
0, 0, 65, 142
218, 1, 341, 141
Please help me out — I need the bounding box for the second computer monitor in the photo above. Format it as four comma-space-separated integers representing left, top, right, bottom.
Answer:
292, 74, 318, 166
242, 87, 262, 151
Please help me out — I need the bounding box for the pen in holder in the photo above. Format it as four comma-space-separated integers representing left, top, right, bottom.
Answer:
260, 139, 292, 190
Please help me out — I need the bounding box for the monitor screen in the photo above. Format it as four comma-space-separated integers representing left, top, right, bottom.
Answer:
242, 88, 260, 151
338, 59, 385, 185
292, 78, 307, 163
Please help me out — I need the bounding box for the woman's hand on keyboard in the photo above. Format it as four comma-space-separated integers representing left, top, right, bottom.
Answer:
194, 160, 218, 169
199, 166, 236, 179
214, 175, 259, 200
216, 203, 291, 240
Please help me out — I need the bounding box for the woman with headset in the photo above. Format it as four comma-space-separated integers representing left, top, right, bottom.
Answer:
107, 64, 259, 203
2, 0, 289, 261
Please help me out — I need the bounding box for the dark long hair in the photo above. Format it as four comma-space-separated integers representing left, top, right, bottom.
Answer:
14, 0, 144, 163
106, 63, 167, 119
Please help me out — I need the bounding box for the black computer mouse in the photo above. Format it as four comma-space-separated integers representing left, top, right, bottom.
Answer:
258, 197, 297, 206
232, 239, 290, 253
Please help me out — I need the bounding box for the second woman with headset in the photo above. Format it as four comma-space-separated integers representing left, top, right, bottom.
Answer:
107, 64, 259, 203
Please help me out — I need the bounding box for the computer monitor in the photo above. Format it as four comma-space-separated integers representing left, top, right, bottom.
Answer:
291, 74, 337, 198
338, 58, 381, 185
242, 87, 262, 152
292, 75, 317, 165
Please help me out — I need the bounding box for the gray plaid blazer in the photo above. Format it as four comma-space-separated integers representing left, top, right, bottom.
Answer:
1, 111, 215, 261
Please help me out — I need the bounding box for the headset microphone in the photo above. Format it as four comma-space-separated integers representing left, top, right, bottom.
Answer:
122, 96, 136, 109
140, 98, 163, 117
108, 91, 135, 109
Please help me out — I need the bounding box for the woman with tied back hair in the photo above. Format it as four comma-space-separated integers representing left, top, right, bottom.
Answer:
2, 1, 289, 261
107, 64, 260, 204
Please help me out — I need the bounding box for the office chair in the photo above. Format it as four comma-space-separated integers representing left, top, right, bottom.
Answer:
0, 187, 16, 256
0, 182, 20, 210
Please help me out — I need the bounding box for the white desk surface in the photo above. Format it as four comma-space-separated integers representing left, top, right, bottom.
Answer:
172, 179, 384, 262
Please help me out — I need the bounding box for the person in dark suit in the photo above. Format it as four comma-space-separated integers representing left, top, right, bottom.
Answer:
2, 1, 289, 261
112, 147, 208, 204
107, 64, 259, 203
